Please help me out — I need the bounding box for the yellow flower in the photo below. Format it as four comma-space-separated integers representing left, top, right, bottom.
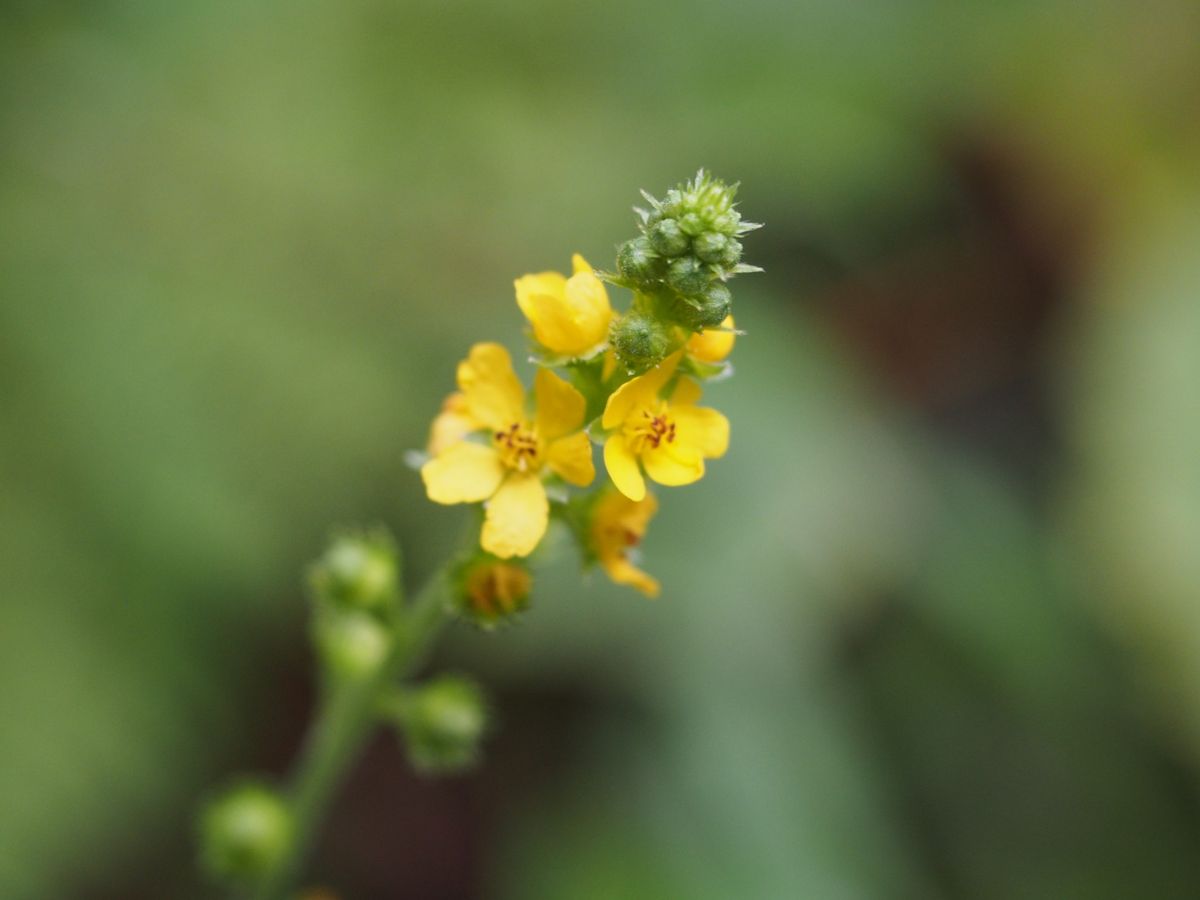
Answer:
686, 314, 736, 363
421, 343, 595, 558
601, 351, 729, 502
426, 392, 478, 456
590, 489, 660, 598
514, 254, 613, 357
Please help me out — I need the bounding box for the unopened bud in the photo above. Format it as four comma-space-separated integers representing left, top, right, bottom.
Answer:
678, 211, 705, 236
692, 231, 728, 264
199, 782, 291, 883
693, 281, 733, 328
398, 675, 487, 773
310, 530, 399, 611
660, 188, 684, 219
719, 237, 743, 268
673, 281, 732, 331
314, 610, 390, 678
616, 237, 661, 284
648, 218, 690, 257
666, 256, 710, 297
610, 311, 672, 370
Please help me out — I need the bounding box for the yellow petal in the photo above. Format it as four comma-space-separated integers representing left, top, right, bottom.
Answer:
600, 555, 661, 598
457, 343, 525, 432
547, 431, 595, 487
571, 253, 594, 276
427, 392, 478, 455
421, 442, 504, 504
590, 490, 660, 597
516, 288, 579, 355
534, 368, 586, 441
601, 351, 682, 429
514, 271, 568, 315
603, 435, 646, 501
481, 474, 549, 559
673, 405, 730, 459
563, 269, 612, 350
590, 489, 657, 550
686, 314, 736, 363
601, 349, 618, 382
670, 377, 703, 407
622, 490, 659, 533
642, 441, 705, 487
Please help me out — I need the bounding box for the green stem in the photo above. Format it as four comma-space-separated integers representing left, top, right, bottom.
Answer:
249, 569, 452, 900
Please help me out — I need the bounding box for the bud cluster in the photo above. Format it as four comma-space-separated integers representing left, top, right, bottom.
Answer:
611, 170, 760, 370
308, 528, 400, 679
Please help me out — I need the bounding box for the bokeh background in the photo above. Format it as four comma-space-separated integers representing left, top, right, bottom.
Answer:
4, 1, 1200, 897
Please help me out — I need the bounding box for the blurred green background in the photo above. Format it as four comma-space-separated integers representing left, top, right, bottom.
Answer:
4, 1, 1200, 897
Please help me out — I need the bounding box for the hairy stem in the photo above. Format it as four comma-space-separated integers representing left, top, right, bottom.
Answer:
250, 569, 452, 900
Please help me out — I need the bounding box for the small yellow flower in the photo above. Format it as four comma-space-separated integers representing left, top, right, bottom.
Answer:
590, 489, 660, 598
686, 314, 736, 363
421, 343, 595, 558
514, 254, 613, 357
601, 352, 730, 501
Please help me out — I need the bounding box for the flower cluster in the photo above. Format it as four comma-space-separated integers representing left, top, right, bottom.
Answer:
196, 175, 760, 895
419, 171, 757, 619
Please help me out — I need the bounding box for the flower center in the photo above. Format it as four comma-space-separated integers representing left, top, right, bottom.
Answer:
493, 421, 541, 472
626, 403, 676, 454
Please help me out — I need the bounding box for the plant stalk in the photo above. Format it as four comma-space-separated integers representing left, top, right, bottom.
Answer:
249, 569, 451, 900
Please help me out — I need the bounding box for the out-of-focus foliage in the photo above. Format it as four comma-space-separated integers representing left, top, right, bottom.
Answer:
2, 1, 1199, 898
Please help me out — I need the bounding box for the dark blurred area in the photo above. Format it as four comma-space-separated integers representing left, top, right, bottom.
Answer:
3, 2, 1200, 898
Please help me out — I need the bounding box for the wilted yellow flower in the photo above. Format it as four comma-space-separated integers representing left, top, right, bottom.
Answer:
601, 352, 729, 501
514, 254, 612, 357
589, 489, 660, 598
686, 314, 736, 363
464, 559, 532, 622
421, 343, 595, 557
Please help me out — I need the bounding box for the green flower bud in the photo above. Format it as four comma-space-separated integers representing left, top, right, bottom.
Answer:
610, 311, 671, 370
648, 218, 690, 257
712, 212, 736, 233
310, 530, 399, 611
675, 281, 732, 330
719, 237, 743, 268
692, 231, 728, 264
623, 171, 761, 319
660, 188, 684, 219
199, 782, 291, 883
616, 237, 660, 284
666, 256, 709, 297
398, 675, 487, 773
678, 211, 705, 236
313, 609, 390, 679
